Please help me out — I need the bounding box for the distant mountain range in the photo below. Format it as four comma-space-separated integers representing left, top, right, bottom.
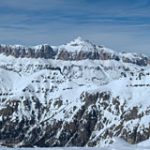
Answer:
0, 37, 150, 147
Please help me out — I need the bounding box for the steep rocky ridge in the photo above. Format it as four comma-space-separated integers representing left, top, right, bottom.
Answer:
0, 37, 149, 66
0, 44, 56, 59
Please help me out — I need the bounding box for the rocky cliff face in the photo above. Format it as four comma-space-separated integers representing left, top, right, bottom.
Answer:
0, 44, 56, 59
0, 38, 150, 147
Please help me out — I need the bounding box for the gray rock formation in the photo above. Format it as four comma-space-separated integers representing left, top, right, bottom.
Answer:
0, 44, 56, 59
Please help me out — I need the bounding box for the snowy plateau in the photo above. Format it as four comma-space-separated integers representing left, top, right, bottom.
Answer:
1, 37, 150, 149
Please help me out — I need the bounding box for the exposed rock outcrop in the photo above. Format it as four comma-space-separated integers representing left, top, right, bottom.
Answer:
1, 91, 150, 147
0, 44, 56, 59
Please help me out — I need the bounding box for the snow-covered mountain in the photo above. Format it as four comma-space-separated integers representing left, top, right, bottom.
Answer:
0, 37, 150, 147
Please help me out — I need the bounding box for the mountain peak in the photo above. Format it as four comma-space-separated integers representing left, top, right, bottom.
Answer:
73, 36, 84, 43
58, 37, 96, 54
68, 36, 88, 46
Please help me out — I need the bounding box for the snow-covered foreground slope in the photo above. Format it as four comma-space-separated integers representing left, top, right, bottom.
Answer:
1, 38, 150, 147
1, 138, 150, 150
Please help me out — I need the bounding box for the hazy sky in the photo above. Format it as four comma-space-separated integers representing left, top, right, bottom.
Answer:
0, 0, 150, 54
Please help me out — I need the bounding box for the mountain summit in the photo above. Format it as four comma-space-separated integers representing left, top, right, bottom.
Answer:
69, 36, 86, 44
0, 38, 150, 147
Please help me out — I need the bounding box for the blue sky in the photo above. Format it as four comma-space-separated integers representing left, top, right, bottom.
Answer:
0, 0, 150, 54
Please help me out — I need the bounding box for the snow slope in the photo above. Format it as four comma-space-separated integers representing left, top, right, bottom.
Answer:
1, 138, 150, 149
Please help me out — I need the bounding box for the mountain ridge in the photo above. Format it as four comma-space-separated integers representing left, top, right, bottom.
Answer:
0, 38, 150, 147
0, 37, 149, 66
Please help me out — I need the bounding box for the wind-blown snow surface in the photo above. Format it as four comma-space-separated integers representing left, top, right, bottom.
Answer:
1, 138, 150, 149
1, 38, 150, 147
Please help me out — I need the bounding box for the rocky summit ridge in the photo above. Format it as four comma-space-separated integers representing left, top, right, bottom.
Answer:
0, 37, 149, 65
0, 37, 150, 147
